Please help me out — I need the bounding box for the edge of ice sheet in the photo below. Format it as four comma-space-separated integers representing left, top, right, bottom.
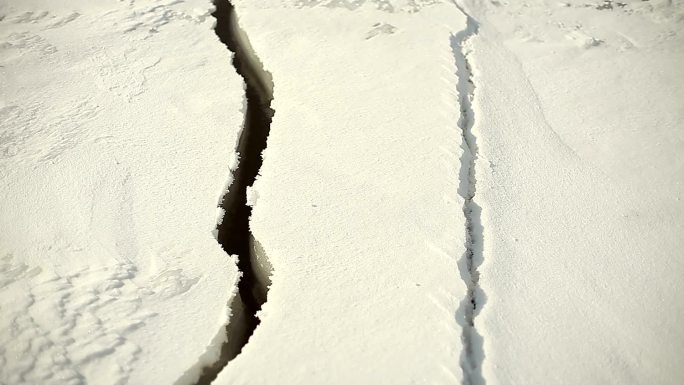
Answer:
214, 2, 471, 384
462, 8, 684, 384
0, 1, 245, 384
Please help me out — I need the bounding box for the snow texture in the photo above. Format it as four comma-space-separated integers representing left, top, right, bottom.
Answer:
458, 0, 684, 384
0, 1, 244, 384
2, 0, 683, 383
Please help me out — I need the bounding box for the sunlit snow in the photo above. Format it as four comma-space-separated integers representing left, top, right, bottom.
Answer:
1, 0, 682, 384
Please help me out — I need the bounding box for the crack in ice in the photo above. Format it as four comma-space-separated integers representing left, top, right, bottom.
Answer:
190, 1, 275, 384
451, 5, 486, 385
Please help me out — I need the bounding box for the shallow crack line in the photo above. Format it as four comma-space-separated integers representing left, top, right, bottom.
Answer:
192, 1, 274, 384
451, 6, 485, 385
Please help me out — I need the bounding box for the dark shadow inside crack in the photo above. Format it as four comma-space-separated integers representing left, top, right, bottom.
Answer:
451, 15, 486, 385
193, 1, 274, 384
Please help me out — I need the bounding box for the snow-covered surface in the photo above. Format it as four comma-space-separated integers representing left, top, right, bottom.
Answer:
0, 1, 243, 384
2, 0, 683, 384
216, 2, 470, 384
460, 0, 684, 384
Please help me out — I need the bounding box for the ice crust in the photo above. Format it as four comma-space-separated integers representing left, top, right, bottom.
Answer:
1, 0, 683, 383
0, 1, 244, 384
460, 1, 684, 384
215, 1, 470, 384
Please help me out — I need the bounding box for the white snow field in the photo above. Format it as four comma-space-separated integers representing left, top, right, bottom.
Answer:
1, 0, 683, 384
0, 1, 244, 384
216, 1, 471, 384
459, 1, 684, 384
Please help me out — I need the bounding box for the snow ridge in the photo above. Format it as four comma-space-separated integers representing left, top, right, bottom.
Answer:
192, 1, 275, 384
451, 7, 485, 385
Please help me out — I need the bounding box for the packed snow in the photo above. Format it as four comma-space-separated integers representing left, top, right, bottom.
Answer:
1, 0, 683, 384
460, 1, 684, 384
214, 1, 470, 384
0, 1, 244, 384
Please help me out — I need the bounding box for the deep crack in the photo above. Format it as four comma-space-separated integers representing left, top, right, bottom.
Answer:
193, 1, 274, 384
451, 8, 486, 385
